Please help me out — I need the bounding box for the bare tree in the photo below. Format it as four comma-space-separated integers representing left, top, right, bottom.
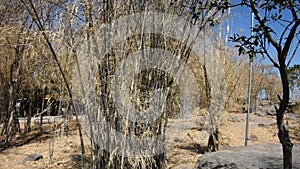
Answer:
0, 0, 35, 147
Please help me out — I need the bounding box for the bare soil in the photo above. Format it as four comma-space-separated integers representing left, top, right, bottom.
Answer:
0, 111, 299, 169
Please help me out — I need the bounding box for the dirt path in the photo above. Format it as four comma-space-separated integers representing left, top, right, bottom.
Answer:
0, 112, 299, 169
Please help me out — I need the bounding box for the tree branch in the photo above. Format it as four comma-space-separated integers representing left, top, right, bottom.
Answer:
250, 0, 281, 52
279, 20, 294, 46
281, 20, 300, 61
287, 38, 300, 67
287, 0, 299, 21
261, 46, 280, 68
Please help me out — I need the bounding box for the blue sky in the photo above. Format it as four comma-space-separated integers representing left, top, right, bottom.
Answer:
227, 2, 300, 67
224, 2, 300, 100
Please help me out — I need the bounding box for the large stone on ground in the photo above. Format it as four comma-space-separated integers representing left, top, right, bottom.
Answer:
195, 144, 300, 169
21, 153, 43, 164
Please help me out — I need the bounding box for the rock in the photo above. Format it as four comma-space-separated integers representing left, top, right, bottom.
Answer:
195, 117, 206, 126
258, 123, 277, 128
174, 137, 183, 143
248, 134, 259, 141
228, 116, 244, 123
286, 113, 299, 120
260, 100, 272, 106
195, 144, 300, 169
255, 102, 277, 117
267, 109, 277, 116
258, 123, 269, 127
255, 111, 267, 117
21, 153, 43, 164
70, 154, 82, 162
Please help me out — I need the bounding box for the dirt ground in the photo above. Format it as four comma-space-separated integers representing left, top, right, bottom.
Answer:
0, 111, 299, 169
166, 111, 300, 169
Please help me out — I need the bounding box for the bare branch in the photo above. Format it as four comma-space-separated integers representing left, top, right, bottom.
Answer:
287, 38, 300, 67
281, 20, 300, 61
279, 19, 294, 46
261, 46, 280, 68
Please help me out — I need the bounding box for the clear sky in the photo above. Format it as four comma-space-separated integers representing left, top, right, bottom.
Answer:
225, 2, 300, 100
227, 2, 300, 67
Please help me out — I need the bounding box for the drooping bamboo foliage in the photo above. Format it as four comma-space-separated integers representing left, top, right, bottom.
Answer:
0, 0, 285, 168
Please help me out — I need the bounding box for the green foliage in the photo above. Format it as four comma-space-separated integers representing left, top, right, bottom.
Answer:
230, 34, 258, 59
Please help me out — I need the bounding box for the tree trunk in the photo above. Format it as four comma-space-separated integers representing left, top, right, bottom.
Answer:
25, 99, 31, 133
276, 106, 293, 169
207, 128, 219, 152
4, 52, 22, 147
276, 63, 293, 169
5, 81, 19, 147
